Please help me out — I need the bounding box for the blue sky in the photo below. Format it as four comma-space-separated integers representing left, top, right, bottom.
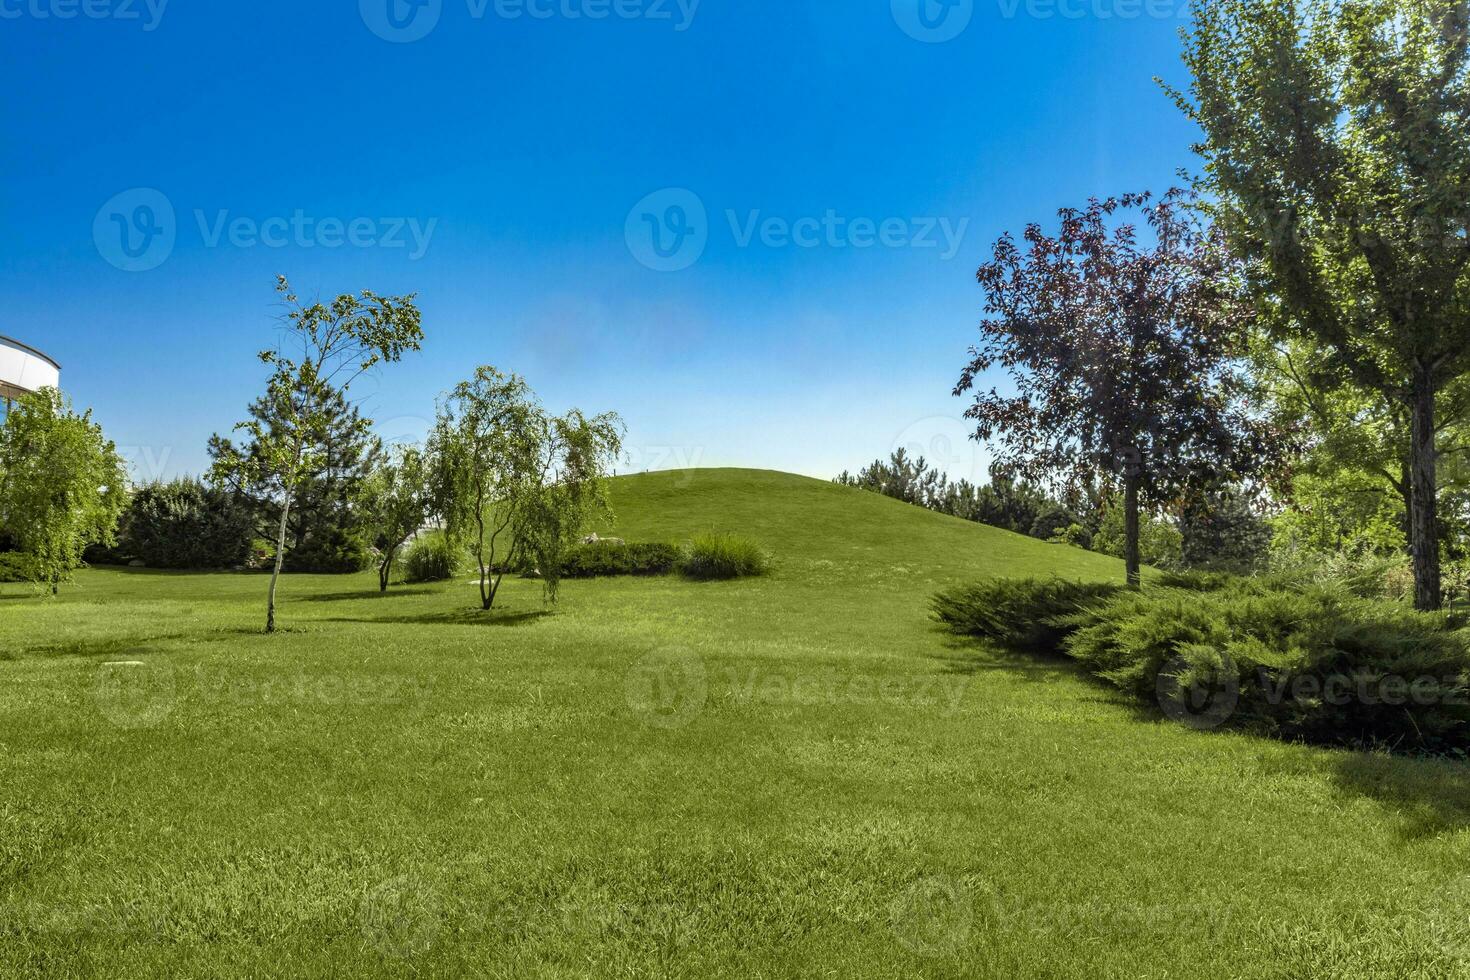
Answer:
2, 0, 1199, 485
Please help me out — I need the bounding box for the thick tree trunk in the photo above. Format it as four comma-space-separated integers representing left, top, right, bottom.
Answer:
1124, 474, 1142, 590
1410, 370, 1442, 611
266, 497, 291, 633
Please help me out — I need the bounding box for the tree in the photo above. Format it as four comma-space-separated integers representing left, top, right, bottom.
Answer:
210, 276, 423, 632
956, 192, 1282, 587
0, 388, 127, 593
362, 444, 433, 592
429, 367, 622, 610
834, 449, 949, 508
1178, 486, 1271, 573
121, 478, 256, 570
1174, 0, 1470, 608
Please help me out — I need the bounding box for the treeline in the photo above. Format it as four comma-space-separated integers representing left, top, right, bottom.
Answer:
835, 449, 1270, 574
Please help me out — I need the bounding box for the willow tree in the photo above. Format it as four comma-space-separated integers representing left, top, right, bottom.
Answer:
1174, 0, 1470, 608
956, 192, 1281, 588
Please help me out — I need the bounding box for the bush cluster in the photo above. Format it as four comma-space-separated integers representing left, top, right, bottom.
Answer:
119, 480, 256, 570
560, 541, 681, 579
934, 575, 1470, 752
284, 526, 373, 574
403, 532, 462, 584
679, 532, 769, 580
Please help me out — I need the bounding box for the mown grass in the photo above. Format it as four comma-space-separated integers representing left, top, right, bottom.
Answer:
2, 469, 1469, 977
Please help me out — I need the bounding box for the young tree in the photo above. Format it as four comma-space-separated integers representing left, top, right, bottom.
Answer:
362, 444, 433, 592
429, 366, 622, 610
956, 192, 1282, 587
210, 276, 423, 632
1175, 0, 1470, 608
0, 388, 127, 594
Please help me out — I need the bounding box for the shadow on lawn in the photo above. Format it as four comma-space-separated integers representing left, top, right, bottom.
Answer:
1327, 752, 1470, 839
297, 587, 440, 603
320, 608, 552, 628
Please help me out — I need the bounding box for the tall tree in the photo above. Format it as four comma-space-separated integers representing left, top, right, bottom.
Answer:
956, 192, 1281, 587
1174, 0, 1470, 608
210, 276, 423, 632
0, 388, 127, 593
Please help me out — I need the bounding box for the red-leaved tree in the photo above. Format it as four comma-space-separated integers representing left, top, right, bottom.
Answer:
955, 191, 1286, 586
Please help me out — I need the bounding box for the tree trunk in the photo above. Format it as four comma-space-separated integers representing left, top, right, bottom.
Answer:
1410, 369, 1442, 611
378, 553, 392, 593
1124, 474, 1142, 590
266, 497, 291, 633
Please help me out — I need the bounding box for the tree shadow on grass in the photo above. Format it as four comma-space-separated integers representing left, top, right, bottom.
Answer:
930, 631, 1093, 688
296, 587, 440, 603
320, 608, 553, 628
1324, 751, 1470, 839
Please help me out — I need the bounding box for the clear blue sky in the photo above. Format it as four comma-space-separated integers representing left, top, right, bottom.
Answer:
2, 0, 1199, 486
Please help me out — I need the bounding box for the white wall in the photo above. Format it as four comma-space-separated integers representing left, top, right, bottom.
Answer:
0, 338, 60, 395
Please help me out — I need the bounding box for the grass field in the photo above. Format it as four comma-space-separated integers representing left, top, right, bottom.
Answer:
4, 468, 1470, 977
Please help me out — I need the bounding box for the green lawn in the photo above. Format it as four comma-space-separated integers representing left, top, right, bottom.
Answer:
4, 469, 1470, 977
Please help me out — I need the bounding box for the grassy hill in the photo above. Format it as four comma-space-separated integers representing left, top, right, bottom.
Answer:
2, 469, 1467, 978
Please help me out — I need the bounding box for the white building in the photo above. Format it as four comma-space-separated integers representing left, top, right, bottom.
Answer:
0, 336, 61, 413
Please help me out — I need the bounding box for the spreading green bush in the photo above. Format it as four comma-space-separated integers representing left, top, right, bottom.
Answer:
403, 532, 463, 584
935, 574, 1470, 751
931, 578, 1123, 653
0, 551, 34, 583
679, 533, 769, 580
559, 541, 680, 579
1064, 583, 1470, 751
120, 479, 256, 570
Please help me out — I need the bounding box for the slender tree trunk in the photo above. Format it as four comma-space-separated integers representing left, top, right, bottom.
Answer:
378, 552, 392, 593
1410, 369, 1442, 611
1124, 474, 1142, 590
266, 496, 291, 633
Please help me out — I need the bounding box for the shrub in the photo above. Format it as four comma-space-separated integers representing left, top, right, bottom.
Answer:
0, 552, 33, 583
559, 541, 680, 579
403, 532, 463, 584
120, 479, 255, 570
284, 526, 373, 574
1062, 582, 1470, 751
932, 578, 1124, 653
679, 533, 769, 580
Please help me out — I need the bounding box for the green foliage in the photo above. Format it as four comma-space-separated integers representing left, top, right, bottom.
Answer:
932, 577, 1123, 653
121, 479, 255, 570
361, 445, 434, 591
429, 366, 623, 608
1063, 582, 1470, 751
1092, 497, 1183, 570
210, 276, 423, 630
403, 532, 463, 584
1179, 488, 1271, 574
679, 532, 770, 580
0, 551, 34, 583
559, 540, 680, 579
284, 525, 373, 574
0, 388, 128, 593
